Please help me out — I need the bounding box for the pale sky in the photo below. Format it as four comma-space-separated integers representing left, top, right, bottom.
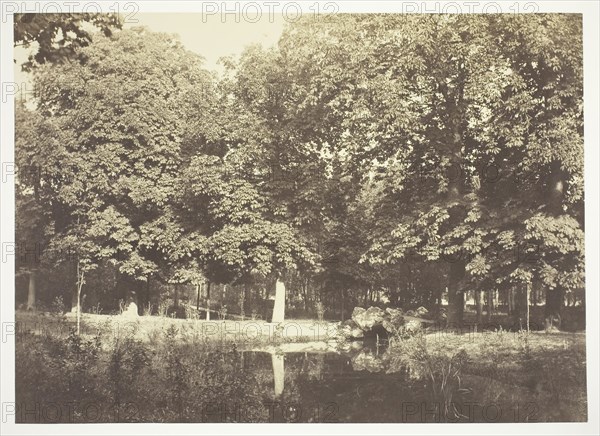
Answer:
125, 13, 286, 72
14, 13, 287, 97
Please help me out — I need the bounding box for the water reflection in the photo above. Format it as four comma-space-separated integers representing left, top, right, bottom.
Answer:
15, 325, 585, 423
237, 339, 585, 423
272, 353, 285, 397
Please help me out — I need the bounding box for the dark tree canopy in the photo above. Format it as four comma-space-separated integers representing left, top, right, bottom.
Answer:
14, 13, 122, 70
14, 14, 584, 326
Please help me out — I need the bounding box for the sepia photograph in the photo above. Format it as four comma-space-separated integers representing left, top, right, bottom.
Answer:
1, 1, 599, 434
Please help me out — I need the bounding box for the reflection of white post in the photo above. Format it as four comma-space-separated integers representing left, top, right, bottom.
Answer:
526, 281, 531, 334
272, 278, 285, 323
272, 353, 285, 397
27, 270, 36, 311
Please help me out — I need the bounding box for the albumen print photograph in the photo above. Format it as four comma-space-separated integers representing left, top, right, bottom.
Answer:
1, 1, 598, 433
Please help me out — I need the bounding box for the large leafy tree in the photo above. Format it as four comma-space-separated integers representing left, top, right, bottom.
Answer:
217, 18, 390, 315
361, 15, 512, 326
14, 13, 122, 311
28, 27, 217, 314
15, 102, 54, 310
14, 13, 122, 71
270, 14, 583, 326
177, 150, 316, 320
359, 14, 583, 326
16, 14, 583, 327
479, 15, 584, 323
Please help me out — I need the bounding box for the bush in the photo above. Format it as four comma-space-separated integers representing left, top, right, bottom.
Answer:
166, 305, 187, 319
15, 317, 271, 423
106, 330, 151, 421
51, 295, 65, 314
388, 334, 470, 421
315, 301, 325, 322
158, 300, 169, 317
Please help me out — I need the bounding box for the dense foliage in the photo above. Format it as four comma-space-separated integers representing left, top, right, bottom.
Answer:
15, 14, 584, 326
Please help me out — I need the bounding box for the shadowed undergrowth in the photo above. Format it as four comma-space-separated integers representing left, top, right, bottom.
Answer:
15, 312, 587, 423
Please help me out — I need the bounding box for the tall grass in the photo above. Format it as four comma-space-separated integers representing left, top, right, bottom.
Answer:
15, 323, 271, 422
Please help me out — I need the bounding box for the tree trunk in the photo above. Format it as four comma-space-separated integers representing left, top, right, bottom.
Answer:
545, 287, 564, 329
544, 160, 566, 329
444, 71, 466, 328
145, 276, 150, 312
206, 281, 211, 321
27, 270, 36, 311
272, 277, 285, 323
70, 286, 79, 313
123, 283, 139, 317
241, 284, 247, 320
196, 282, 201, 310
475, 289, 483, 325
429, 286, 438, 308
75, 265, 85, 335
486, 289, 493, 322
526, 281, 531, 333
514, 284, 528, 327
302, 278, 309, 312
116, 273, 140, 317
446, 261, 465, 328
76, 277, 82, 335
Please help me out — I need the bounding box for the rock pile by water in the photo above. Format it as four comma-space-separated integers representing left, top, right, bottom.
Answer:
339, 306, 432, 340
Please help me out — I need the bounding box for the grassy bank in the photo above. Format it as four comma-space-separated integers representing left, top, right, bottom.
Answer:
15, 311, 340, 345
14, 311, 588, 422
388, 330, 587, 422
